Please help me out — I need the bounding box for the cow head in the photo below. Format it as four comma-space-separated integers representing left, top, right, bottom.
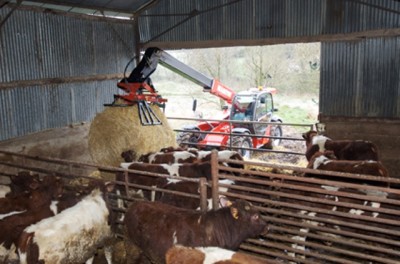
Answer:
8, 171, 41, 196
307, 151, 336, 169
121, 150, 136, 162
223, 199, 268, 237
302, 130, 318, 148
315, 122, 326, 133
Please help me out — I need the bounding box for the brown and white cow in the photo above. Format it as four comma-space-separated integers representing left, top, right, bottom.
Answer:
0, 171, 40, 198
0, 176, 63, 263
138, 150, 198, 164
165, 245, 270, 264
17, 182, 115, 264
197, 150, 245, 169
302, 130, 379, 161
124, 199, 268, 264
158, 179, 235, 210
0, 177, 113, 263
137, 149, 244, 168
117, 161, 212, 201
0, 190, 45, 215
157, 181, 203, 210
0, 173, 61, 215
306, 151, 389, 186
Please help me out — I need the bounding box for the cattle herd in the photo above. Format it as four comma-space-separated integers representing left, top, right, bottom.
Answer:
0, 129, 396, 263
0, 172, 115, 263
301, 130, 389, 185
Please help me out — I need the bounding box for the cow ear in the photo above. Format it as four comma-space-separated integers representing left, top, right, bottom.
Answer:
230, 207, 239, 220
219, 196, 232, 207
105, 182, 115, 193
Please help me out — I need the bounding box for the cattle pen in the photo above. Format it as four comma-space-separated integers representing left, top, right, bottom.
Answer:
0, 149, 400, 264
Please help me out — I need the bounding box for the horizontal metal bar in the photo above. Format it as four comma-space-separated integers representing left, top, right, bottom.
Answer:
168, 116, 314, 127
173, 128, 304, 141
269, 225, 400, 258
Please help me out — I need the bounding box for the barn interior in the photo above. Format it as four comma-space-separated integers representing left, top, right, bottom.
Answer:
1, 0, 400, 263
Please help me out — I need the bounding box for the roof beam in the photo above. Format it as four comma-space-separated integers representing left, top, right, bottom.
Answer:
25, 0, 136, 15
0, 0, 21, 29
146, 28, 400, 50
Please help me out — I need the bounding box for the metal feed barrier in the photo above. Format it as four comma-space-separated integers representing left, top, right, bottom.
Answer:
168, 116, 314, 156
0, 150, 399, 263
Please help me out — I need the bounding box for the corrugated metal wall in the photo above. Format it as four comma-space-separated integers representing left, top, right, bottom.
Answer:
0, 7, 135, 140
320, 37, 400, 118
1, 1, 400, 141
138, 0, 400, 44
0, 81, 117, 140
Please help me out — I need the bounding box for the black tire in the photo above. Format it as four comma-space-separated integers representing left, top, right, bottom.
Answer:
176, 129, 202, 148
229, 134, 252, 159
264, 122, 283, 149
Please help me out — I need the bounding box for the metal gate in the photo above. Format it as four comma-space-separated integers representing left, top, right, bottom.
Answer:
1, 149, 399, 263
210, 151, 400, 263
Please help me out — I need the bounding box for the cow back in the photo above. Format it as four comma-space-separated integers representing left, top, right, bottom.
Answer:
338, 140, 379, 161
165, 245, 269, 264
18, 189, 113, 264
305, 132, 380, 162
124, 199, 267, 264
158, 181, 205, 209
306, 152, 389, 186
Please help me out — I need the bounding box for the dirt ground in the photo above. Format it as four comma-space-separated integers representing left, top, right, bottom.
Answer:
251, 125, 308, 167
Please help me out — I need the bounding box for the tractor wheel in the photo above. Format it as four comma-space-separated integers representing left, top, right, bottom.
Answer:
229, 134, 252, 159
264, 122, 283, 149
176, 129, 202, 148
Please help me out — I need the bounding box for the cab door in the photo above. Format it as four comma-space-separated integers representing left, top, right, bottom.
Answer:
253, 93, 274, 145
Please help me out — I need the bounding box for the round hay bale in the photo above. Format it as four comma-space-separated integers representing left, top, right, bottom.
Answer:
88, 104, 177, 170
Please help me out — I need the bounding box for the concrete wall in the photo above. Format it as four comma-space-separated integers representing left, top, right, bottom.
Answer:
319, 116, 400, 178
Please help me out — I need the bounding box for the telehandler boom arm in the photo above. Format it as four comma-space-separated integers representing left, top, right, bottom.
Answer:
124, 47, 236, 104
107, 47, 236, 125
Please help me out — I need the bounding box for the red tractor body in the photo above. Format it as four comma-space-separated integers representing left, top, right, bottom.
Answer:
178, 88, 282, 158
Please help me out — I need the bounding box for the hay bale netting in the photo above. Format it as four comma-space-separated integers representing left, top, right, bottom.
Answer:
88, 104, 177, 173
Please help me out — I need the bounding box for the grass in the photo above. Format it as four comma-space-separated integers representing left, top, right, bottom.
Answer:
276, 105, 316, 125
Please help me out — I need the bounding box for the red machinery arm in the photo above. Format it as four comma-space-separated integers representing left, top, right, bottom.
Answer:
209, 79, 236, 104
108, 47, 237, 125
118, 47, 236, 105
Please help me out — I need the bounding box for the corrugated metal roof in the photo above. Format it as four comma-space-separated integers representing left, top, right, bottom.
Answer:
13, 0, 157, 16
4, 0, 400, 47
134, 0, 400, 48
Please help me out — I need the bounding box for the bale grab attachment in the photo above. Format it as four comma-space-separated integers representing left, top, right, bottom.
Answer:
105, 47, 167, 126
